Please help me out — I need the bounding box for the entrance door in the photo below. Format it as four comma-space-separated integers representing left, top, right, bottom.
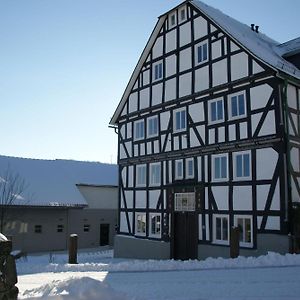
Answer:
172, 192, 198, 260
100, 224, 110, 246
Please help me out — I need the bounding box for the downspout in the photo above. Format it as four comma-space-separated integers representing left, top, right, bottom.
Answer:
282, 78, 292, 229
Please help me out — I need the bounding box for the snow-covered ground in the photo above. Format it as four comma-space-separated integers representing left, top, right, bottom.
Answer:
16, 248, 300, 299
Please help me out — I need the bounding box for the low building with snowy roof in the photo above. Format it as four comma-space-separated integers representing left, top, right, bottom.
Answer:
110, 0, 300, 260
0, 155, 118, 252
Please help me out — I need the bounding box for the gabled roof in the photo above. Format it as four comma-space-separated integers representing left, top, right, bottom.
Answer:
0, 155, 118, 207
110, 0, 300, 126
276, 37, 300, 57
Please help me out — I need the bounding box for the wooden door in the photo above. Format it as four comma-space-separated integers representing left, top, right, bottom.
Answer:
100, 224, 110, 246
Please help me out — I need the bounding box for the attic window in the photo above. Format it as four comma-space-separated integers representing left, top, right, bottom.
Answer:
34, 225, 42, 233
169, 13, 176, 28
180, 8, 186, 21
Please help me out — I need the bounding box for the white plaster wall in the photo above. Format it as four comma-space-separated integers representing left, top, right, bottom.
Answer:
251, 112, 263, 136
233, 186, 252, 210
125, 142, 132, 157
256, 148, 278, 180
212, 186, 228, 210
218, 127, 225, 143
152, 36, 163, 59
127, 122, 132, 139
258, 111, 276, 137
120, 124, 126, 140
179, 72, 192, 97
194, 16, 207, 40
136, 191, 147, 208
121, 103, 127, 116
230, 41, 240, 52
252, 60, 264, 74
195, 65, 209, 92
166, 55, 177, 77
166, 29, 176, 53
197, 157, 201, 181
229, 124, 236, 141
120, 212, 129, 233
140, 88, 150, 109
124, 191, 133, 208
287, 84, 298, 110
149, 190, 160, 209
250, 84, 273, 110
128, 166, 134, 187
256, 185, 269, 210
160, 111, 170, 131
190, 129, 200, 147
143, 69, 150, 86
154, 140, 159, 153
121, 167, 127, 187
212, 59, 227, 86
129, 92, 138, 113
180, 47, 192, 72
270, 180, 280, 211
140, 144, 145, 156
152, 83, 163, 106
165, 78, 177, 102
179, 22, 191, 47
290, 147, 300, 172
119, 144, 126, 160
231, 52, 248, 81
197, 125, 205, 144
239, 122, 248, 139
198, 215, 203, 240
173, 136, 179, 150
265, 216, 280, 230
189, 102, 204, 123
211, 39, 222, 60
205, 214, 210, 240
209, 128, 215, 144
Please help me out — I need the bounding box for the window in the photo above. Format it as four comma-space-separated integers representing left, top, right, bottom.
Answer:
57, 224, 64, 233
169, 13, 176, 27
149, 163, 161, 186
175, 160, 184, 180
136, 213, 146, 236
34, 225, 42, 233
234, 216, 252, 247
213, 215, 229, 245
234, 151, 251, 179
173, 108, 186, 132
212, 154, 228, 181
83, 224, 90, 232
134, 120, 144, 140
197, 42, 208, 64
186, 158, 194, 179
149, 213, 161, 238
180, 8, 186, 21
147, 116, 158, 137
209, 99, 224, 123
229, 92, 246, 119
175, 193, 195, 211
136, 164, 146, 187
154, 62, 163, 81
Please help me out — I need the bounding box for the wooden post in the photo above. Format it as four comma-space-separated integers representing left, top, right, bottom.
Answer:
230, 227, 240, 259
68, 234, 78, 264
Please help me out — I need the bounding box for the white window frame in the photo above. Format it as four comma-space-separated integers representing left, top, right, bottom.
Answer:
179, 7, 186, 23
149, 213, 162, 238
175, 159, 184, 180
212, 153, 228, 182
234, 215, 253, 247
229, 91, 247, 120
147, 116, 159, 138
135, 213, 146, 236
136, 164, 147, 187
134, 120, 144, 141
186, 158, 194, 179
174, 192, 196, 212
153, 62, 163, 81
173, 107, 187, 133
233, 151, 251, 180
208, 98, 224, 124
149, 162, 161, 186
169, 12, 177, 28
195, 41, 208, 65
213, 214, 229, 245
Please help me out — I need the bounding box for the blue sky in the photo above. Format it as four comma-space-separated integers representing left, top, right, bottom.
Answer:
0, 0, 299, 164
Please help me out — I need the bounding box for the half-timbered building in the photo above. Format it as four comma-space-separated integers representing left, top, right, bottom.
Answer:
110, 0, 300, 260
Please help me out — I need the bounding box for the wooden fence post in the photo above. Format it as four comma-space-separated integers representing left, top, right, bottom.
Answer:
230, 227, 240, 259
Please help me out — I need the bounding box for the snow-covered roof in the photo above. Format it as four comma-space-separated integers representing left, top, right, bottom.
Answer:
192, 0, 300, 79
276, 37, 300, 57
0, 155, 118, 207
110, 0, 300, 126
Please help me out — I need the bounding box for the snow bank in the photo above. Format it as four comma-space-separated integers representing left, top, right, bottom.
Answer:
22, 277, 134, 300
17, 250, 300, 275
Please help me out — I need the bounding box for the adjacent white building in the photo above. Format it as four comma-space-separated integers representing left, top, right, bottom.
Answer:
0, 155, 118, 252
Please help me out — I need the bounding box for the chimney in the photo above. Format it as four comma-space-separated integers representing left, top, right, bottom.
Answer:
251, 24, 255, 31
255, 25, 259, 33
